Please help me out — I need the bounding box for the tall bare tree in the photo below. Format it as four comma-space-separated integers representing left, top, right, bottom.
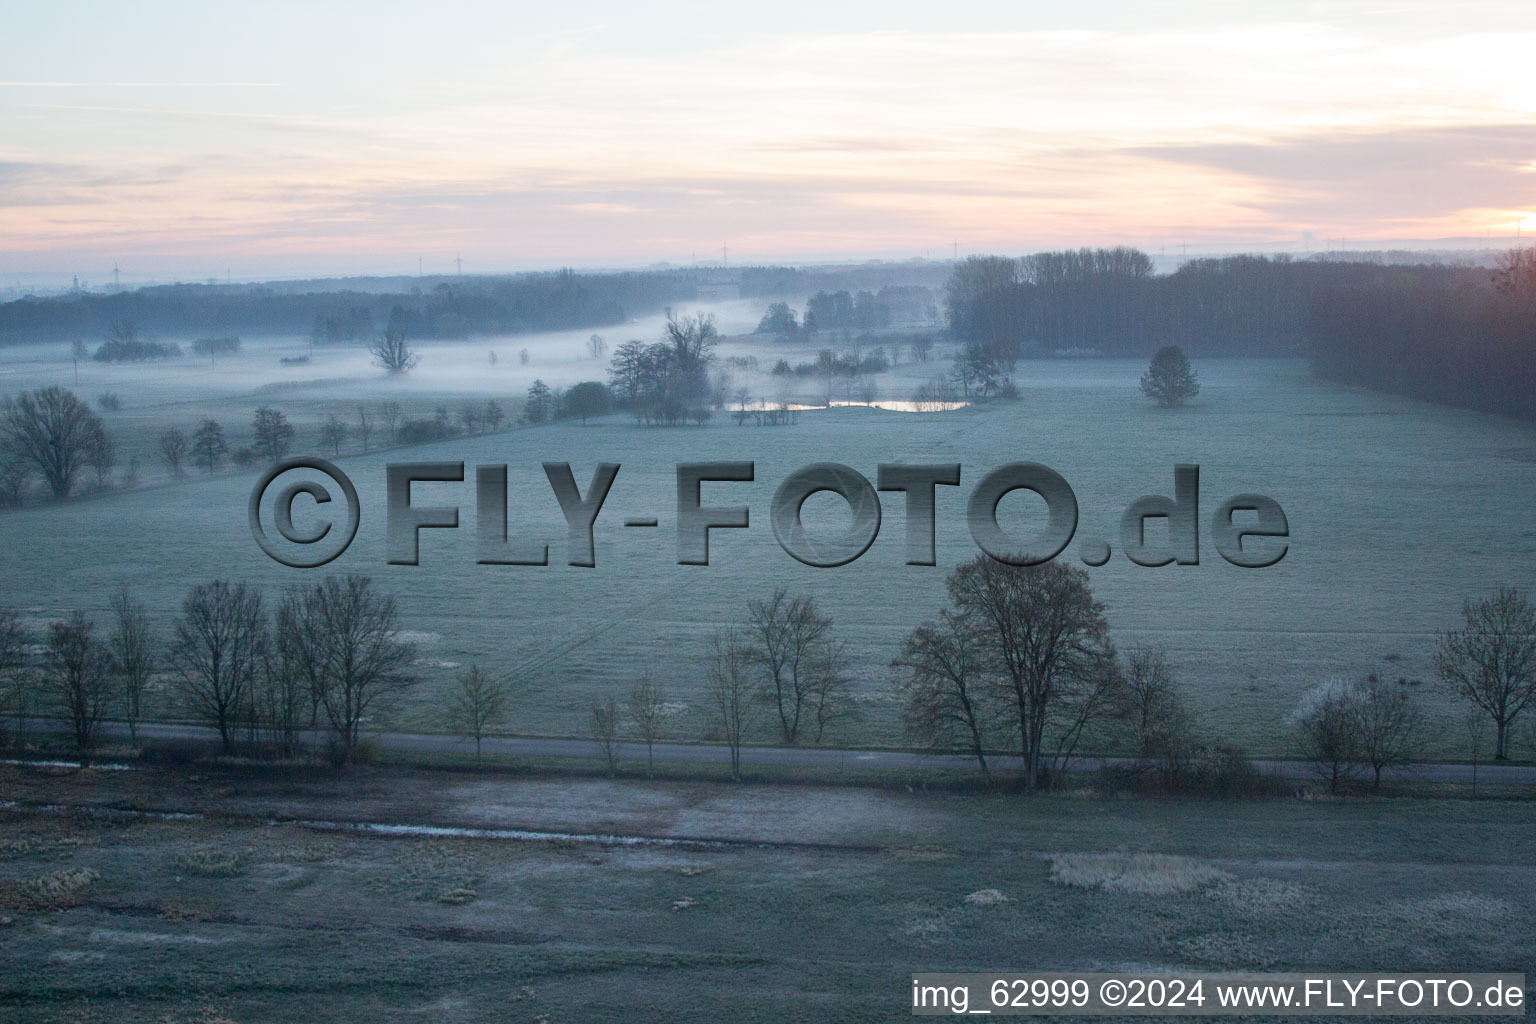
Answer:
168, 580, 267, 753
107, 587, 154, 747
805, 639, 851, 744
277, 575, 414, 765
1352, 676, 1422, 790
447, 664, 509, 761
705, 629, 756, 781
746, 589, 839, 744
1436, 587, 1536, 759
945, 555, 1116, 790
254, 639, 306, 759
45, 611, 112, 755
0, 386, 105, 499
895, 611, 993, 777
626, 675, 667, 777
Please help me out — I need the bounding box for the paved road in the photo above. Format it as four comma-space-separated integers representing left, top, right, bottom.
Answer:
15, 717, 1536, 785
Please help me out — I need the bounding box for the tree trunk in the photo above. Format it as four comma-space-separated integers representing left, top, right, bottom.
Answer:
1495, 718, 1507, 760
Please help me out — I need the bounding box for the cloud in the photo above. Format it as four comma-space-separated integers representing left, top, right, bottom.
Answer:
1136, 123, 1536, 222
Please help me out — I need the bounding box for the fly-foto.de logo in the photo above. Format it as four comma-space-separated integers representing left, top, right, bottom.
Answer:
248, 459, 1288, 571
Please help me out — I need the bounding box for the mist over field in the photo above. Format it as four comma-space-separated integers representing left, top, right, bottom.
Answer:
4, 2, 1536, 1020
2, 335, 1531, 756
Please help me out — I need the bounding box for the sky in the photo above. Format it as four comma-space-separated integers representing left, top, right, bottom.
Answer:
1, 0, 1534, 280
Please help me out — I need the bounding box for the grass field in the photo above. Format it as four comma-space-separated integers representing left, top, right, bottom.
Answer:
3, 326, 1535, 758
2, 762, 1533, 1022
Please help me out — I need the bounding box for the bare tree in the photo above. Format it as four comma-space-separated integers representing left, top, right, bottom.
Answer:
319, 413, 348, 455
1352, 676, 1422, 790
158, 426, 189, 477
705, 629, 756, 781
590, 697, 620, 776
379, 401, 402, 444
169, 581, 267, 753
587, 334, 607, 360
895, 611, 992, 777
355, 405, 374, 451
45, 611, 112, 755
107, 587, 154, 748
84, 419, 115, 489
0, 386, 106, 499
447, 664, 509, 761
732, 386, 753, 425
370, 327, 419, 373
1435, 587, 1536, 759
1291, 679, 1361, 793
627, 675, 667, 777
945, 556, 1116, 790
1464, 709, 1489, 796
1117, 644, 1196, 787
746, 588, 835, 744
805, 639, 852, 744
253, 640, 305, 759
278, 575, 414, 765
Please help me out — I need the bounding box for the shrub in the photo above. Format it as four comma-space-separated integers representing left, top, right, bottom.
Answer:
96, 392, 122, 411
93, 339, 182, 362
3, 867, 101, 910
176, 850, 243, 878
1048, 853, 1229, 896
394, 417, 457, 445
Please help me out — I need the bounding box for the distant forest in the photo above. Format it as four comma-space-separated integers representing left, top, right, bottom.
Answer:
944, 247, 1535, 421
0, 261, 954, 347
0, 269, 693, 345
1306, 251, 1536, 421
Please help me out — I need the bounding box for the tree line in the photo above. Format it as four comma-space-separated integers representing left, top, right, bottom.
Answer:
1307, 249, 1536, 421
604, 311, 721, 426
0, 384, 520, 504
0, 268, 699, 344
1, 575, 413, 765
754, 285, 939, 338
942, 249, 1492, 361
3, 569, 1531, 788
